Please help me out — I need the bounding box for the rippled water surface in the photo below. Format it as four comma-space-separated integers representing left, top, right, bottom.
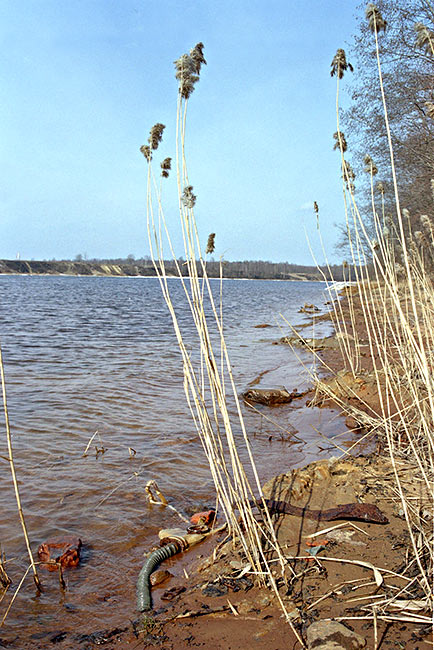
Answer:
0, 276, 349, 646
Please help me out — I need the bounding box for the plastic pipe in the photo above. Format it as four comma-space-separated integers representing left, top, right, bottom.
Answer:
136, 542, 179, 612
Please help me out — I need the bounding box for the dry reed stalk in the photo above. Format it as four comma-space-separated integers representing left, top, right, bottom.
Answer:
325, 215, 434, 608
305, 220, 359, 375
0, 343, 41, 594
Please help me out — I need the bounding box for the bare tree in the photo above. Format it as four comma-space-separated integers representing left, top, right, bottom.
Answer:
340, 0, 434, 241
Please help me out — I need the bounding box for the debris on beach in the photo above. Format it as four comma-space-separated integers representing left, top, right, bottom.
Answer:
242, 387, 303, 406
298, 303, 321, 314
274, 334, 339, 351
150, 569, 173, 586
306, 620, 366, 649
189, 509, 216, 532
38, 536, 82, 570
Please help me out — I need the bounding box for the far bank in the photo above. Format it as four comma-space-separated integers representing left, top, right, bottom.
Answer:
0, 258, 351, 282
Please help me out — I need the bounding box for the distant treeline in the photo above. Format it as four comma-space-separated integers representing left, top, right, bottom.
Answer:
0, 258, 353, 281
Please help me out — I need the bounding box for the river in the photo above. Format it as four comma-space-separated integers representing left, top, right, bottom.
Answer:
0, 276, 351, 647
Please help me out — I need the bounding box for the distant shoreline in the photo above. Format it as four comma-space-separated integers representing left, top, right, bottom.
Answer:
0, 259, 345, 282
0, 273, 326, 283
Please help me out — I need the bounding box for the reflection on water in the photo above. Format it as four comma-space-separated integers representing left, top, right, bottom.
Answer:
0, 276, 349, 645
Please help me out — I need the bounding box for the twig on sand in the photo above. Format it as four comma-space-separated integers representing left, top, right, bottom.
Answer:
304, 521, 369, 538
288, 555, 386, 587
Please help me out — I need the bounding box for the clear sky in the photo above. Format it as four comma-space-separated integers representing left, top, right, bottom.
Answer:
1, 1, 360, 264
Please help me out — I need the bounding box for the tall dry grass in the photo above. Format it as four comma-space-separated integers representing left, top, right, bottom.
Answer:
316, 3, 434, 620
0, 341, 42, 629
0, 345, 41, 594
141, 2, 433, 637
141, 44, 303, 643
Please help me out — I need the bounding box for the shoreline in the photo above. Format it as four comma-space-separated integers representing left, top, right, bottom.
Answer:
6, 286, 430, 649
114, 288, 430, 649
0, 259, 341, 282
0, 272, 326, 283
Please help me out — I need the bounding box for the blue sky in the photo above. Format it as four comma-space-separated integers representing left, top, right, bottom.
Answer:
1, 1, 360, 263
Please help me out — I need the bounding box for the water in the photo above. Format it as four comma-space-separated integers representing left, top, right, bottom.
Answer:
0, 276, 349, 646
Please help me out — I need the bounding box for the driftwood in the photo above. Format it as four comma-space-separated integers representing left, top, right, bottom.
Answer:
242, 388, 303, 406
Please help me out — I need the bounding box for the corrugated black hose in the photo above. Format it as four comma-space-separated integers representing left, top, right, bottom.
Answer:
136, 542, 180, 612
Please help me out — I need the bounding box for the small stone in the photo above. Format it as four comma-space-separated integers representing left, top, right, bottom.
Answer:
236, 599, 253, 616
201, 583, 228, 597
256, 593, 272, 608
150, 569, 172, 586
229, 560, 244, 570
345, 416, 362, 430
161, 585, 186, 601
326, 530, 366, 547
306, 620, 366, 649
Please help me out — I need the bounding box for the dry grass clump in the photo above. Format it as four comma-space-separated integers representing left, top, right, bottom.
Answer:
315, 2, 433, 623
141, 43, 302, 643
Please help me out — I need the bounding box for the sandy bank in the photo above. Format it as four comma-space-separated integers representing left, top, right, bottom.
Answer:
128, 289, 431, 649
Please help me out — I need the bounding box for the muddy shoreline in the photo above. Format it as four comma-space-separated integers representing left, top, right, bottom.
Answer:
128, 291, 430, 650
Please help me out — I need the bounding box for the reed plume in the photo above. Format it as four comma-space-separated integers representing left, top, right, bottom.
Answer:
330, 49, 353, 79
366, 3, 387, 33
425, 102, 434, 119
364, 154, 378, 175
333, 131, 347, 152
174, 43, 206, 99
181, 185, 196, 208
148, 123, 165, 150
160, 157, 172, 178
342, 159, 356, 192
415, 23, 434, 55
140, 145, 152, 162
190, 42, 206, 73
420, 214, 431, 230
205, 233, 215, 254
140, 124, 166, 162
